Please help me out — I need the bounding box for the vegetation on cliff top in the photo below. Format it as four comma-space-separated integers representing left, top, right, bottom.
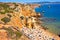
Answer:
2, 27, 22, 40
1, 17, 11, 23
0, 3, 14, 14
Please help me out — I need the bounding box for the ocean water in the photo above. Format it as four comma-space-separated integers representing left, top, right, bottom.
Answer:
35, 3, 60, 35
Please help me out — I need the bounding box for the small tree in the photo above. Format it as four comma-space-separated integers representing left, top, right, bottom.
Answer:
7, 14, 12, 18
1, 17, 11, 23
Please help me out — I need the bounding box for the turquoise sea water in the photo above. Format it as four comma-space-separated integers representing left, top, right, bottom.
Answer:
35, 3, 60, 35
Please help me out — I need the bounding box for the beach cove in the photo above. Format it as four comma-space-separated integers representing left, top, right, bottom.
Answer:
35, 3, 60, 35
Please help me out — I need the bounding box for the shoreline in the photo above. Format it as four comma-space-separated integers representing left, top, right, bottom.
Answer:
0, 3, 60, 40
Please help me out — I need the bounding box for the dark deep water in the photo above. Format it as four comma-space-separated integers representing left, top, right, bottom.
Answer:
35, 3, 60, 35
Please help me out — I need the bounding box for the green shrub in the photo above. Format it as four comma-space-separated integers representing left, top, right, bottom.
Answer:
15, 31, 22, 38
0, 3, 13, 14
7, 14, 12, 18
1, 17, 11, 23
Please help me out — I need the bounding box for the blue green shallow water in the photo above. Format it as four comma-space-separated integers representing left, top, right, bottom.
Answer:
43, 22, 60, 35
35, 3, 60, 35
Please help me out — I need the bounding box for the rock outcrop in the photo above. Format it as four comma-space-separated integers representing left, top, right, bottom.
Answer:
0, 3, 60, 40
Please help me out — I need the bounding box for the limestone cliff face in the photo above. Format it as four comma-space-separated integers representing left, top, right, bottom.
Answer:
0, 3, 41, 29
0, 3, 60, 40
0, 3, 41, 40
0, 24, 30, 40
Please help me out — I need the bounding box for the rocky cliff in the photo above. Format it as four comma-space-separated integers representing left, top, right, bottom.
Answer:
0, 3, 60, 40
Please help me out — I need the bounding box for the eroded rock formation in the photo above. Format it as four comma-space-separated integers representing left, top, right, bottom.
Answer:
0, 3, 60, 40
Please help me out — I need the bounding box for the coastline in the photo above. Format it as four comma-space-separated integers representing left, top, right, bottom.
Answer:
0, 3, 60, 40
